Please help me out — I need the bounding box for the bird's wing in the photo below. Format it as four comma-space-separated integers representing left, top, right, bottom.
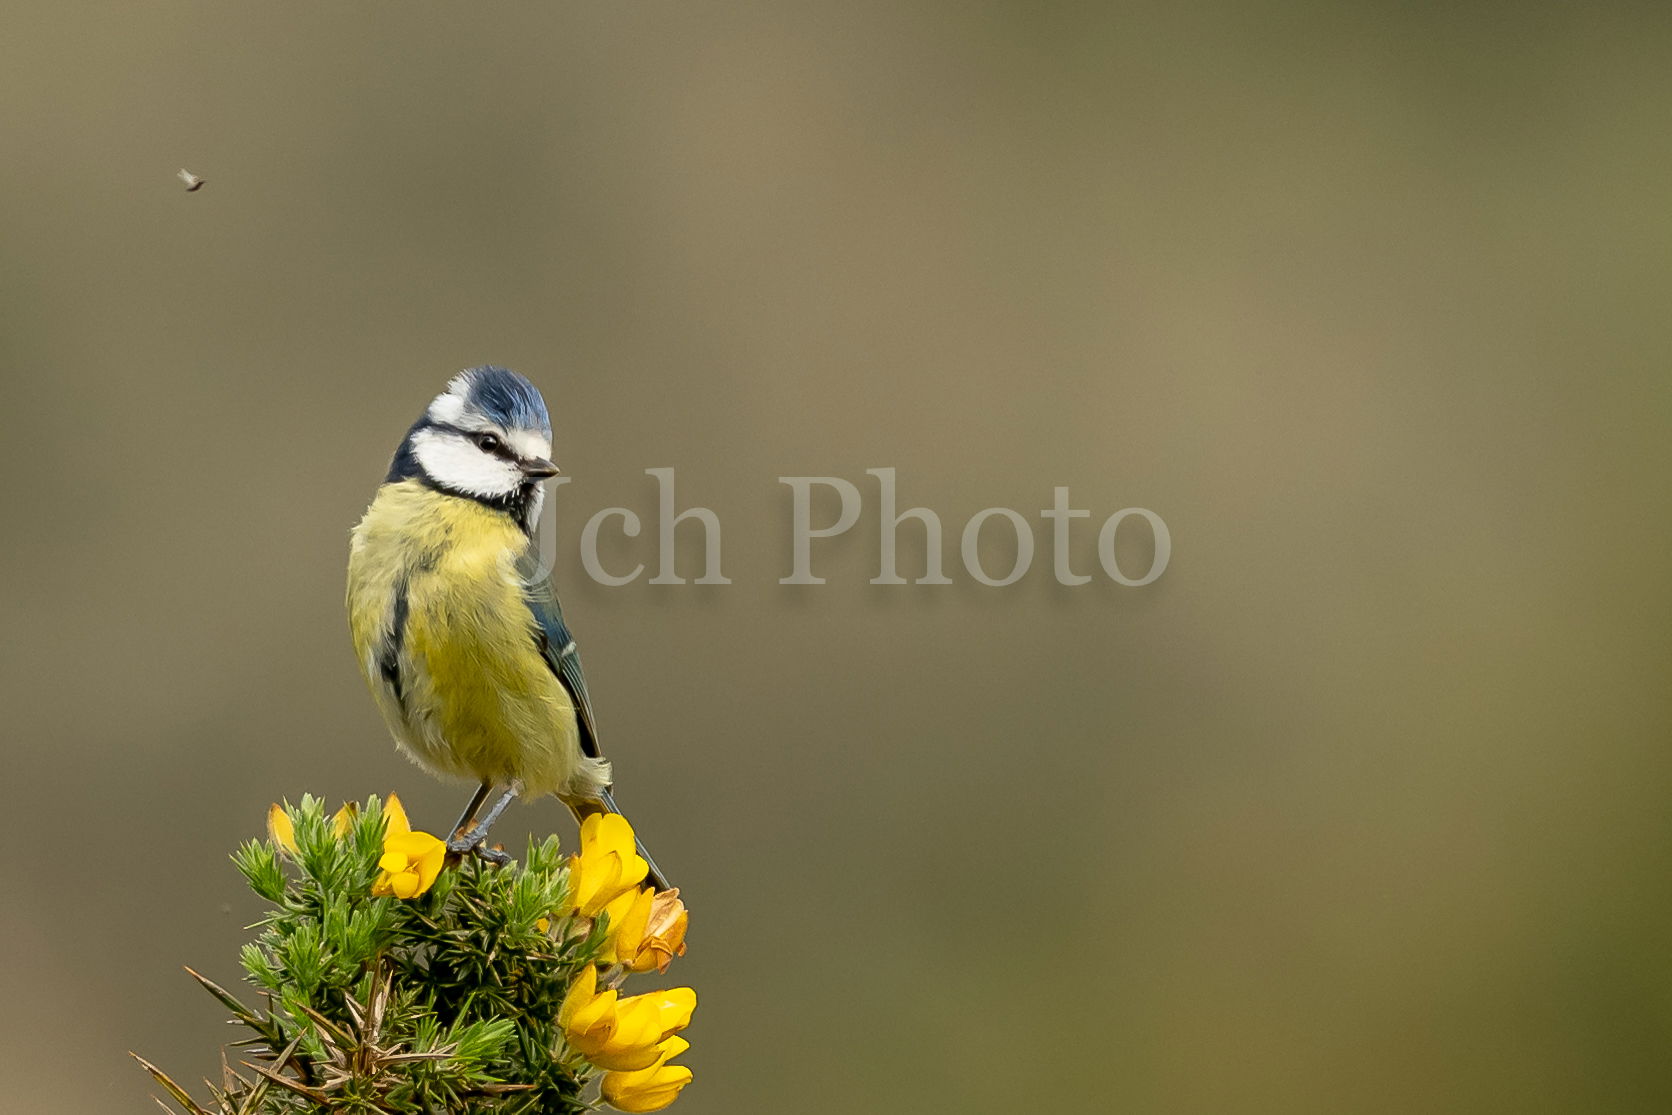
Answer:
518, 548, 604, 762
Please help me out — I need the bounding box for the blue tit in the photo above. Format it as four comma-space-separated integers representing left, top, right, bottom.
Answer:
347, 365, 666, 884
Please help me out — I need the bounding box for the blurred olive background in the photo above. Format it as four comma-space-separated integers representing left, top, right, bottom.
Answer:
3, 2, 1671, 1112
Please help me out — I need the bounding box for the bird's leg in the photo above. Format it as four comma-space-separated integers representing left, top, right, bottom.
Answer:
448, 782, 494, 847
472, 781, 521, 842
447, 780, 521, 864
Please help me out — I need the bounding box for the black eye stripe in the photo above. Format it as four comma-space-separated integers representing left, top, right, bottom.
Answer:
473, 431, 517, 459
424, 421, 523, 462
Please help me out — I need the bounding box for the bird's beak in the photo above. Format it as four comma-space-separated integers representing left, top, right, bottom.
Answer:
519, 457, 561, 479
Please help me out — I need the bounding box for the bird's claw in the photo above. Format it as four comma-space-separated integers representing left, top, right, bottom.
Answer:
447, 827, 510, 865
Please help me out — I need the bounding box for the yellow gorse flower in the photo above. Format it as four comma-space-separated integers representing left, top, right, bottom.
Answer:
559, 964, 697, 1072
266, 803, 298, 854
599, 887, 689, 974
566, 813, 650, 917
372, 792, 446, 899
600, 1035, 693, 1112
374, 831, 447, 898
596, 887, 653, 966
633, 889, 688, 974
383, 791, 411, 837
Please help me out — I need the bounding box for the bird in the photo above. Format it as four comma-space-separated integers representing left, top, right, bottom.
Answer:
347, 366, 666, 886
177, 168, 205, 192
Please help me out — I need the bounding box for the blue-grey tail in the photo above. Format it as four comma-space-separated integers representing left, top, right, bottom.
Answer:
572, 788, 671, 892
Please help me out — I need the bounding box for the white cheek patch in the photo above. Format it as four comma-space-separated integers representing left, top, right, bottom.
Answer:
411, 428, 522, 498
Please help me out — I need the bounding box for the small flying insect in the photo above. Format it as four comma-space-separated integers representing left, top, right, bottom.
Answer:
178, 168, 205, 192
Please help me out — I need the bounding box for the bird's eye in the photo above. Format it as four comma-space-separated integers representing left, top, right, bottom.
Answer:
475, 432, 504, 454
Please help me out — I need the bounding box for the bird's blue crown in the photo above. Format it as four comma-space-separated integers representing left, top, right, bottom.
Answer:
452, 365, 551, 434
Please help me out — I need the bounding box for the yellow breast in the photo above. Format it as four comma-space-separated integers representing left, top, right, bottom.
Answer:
347, 480, 581, 795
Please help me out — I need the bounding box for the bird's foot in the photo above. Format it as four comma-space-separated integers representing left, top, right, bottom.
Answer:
446, 781, 520, 866
447, 826, 511, 865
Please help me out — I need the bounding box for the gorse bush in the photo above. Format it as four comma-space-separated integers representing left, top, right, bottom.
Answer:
137, 795, 694, 1114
